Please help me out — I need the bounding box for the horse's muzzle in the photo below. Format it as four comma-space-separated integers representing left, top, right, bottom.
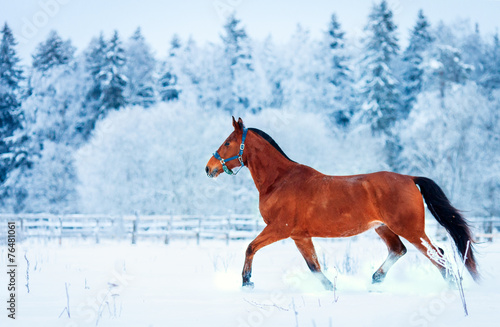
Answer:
206, 166, 219, 178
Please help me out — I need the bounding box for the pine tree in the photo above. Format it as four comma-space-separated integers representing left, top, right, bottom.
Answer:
359, 0, 401, 134
326, 14, 348, 86
401, 10, 434, 117
481, 32, 500, 92
324, 13, 354, 126
80, 32, 108, 140
359, 1, 402, 172
177, 37, 203, 105
86, 33, 107, 80
260, 35, 285, 108
124, 27, 156, 108
462, 23, 486, 84
220, 14, 260, 114
0, 23, 24, 185
158, 34, 181, 102
101, 31, 127, 111
282, 24, 319, 112
80, 31, 127, 140
2, 27, 83, 213
32, 30, 75, 73
431, 22, 471, 103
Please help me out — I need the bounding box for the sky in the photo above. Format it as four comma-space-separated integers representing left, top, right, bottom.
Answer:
1, 0, 499, 64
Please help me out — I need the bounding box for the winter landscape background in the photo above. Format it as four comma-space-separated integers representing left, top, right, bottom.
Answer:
0, 0, 499, 217
1, 0, 500, 326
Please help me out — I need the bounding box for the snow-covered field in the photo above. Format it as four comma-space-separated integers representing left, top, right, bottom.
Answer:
1, 235, 499, 327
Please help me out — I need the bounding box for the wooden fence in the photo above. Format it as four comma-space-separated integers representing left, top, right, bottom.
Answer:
0, 214, 498, 244
0, 213, 266, 245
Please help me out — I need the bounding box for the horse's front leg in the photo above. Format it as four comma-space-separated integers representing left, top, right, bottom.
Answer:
242, 225, 287, 288
292, 236, 334, 291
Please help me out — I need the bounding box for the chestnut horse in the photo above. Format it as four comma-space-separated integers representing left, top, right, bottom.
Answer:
205, 117, 478, 290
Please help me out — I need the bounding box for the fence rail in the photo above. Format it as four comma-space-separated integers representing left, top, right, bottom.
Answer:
0, 214, 498, 244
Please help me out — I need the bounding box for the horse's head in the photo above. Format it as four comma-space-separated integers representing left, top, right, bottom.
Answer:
205, 116, 247, 178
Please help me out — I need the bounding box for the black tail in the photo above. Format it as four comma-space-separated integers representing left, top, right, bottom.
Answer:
413, 176, 479, 281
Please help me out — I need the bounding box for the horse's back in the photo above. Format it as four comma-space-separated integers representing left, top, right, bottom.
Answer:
271, 169, 425, 238
325, 171, 424, 222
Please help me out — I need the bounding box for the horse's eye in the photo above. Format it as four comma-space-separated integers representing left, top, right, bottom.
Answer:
224, 142, 230, 146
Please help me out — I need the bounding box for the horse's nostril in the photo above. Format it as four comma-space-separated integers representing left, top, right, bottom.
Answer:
205, 166, 210, 175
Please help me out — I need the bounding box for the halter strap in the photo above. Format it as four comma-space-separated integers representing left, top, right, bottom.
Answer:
213, 128, 247, 175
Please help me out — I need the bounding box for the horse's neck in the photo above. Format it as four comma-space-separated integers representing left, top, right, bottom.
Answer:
245, 133, 297, 194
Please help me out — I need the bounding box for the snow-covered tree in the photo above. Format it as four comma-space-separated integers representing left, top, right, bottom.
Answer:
401, 10, 434, 117
323, 13, 355, 126
358, 0, 401, 134
80, 31, 127, 141
282, 25, 321, 112
358, 1, 402, 171
2, 30, 85, 213
5, 141, 79, 213
0, 23, 24, 187
76, 103, 237, 215
32, 30, 75, 73
433, 45, 471, 101
80, 33, 108, 140
482, 32, 500, 92
400, 83, 499, 216
483, 91, 500, 216
280, 20, 353, 118
23, 65, 85, 147
461, 23, 486, 84
158, 34, 181, 102
101, 31, 127, 111
124, 27, 156, 108
259, 36, 285, 108
220, 14, 261, 114
430, 22, 472, 102
174, 37, 205, 108
24, 30, 83, 146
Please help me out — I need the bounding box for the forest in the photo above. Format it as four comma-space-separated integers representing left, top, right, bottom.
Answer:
0, 1, 499, 218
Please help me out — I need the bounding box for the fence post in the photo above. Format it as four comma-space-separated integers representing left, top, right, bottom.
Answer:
226, 217, 231, 246
58, 217, 63, 245
486, 219, 493, 243
164, 216, 171, 245
132, 213, 139, 245
196, 217, 201, 245
95, 218, 100, 244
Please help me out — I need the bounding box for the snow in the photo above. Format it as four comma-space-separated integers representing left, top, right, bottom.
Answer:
1, 236, 499, 326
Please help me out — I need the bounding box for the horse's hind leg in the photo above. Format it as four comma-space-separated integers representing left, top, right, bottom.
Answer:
407, 234, 449, 281
372, 225, 407, 284
388, 222, 449, 281
292, 236, 334, 291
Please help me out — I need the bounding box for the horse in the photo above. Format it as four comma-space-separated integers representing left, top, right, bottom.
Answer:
205, 117, 479, 290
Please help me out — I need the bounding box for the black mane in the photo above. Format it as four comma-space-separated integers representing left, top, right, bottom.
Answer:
248, 128, 294, 162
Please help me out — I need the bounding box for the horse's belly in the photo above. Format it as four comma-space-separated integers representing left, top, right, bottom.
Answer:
307, 217, 380, 238
301, 200, 380, 237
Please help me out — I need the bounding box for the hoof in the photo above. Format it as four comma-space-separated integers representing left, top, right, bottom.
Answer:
242, 281, 254, 289
372, 272, 385, 284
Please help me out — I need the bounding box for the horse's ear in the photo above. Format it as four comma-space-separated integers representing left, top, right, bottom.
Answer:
232, 116, 239, 130
237, 117, 245, 130
232, 116, 245, 132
